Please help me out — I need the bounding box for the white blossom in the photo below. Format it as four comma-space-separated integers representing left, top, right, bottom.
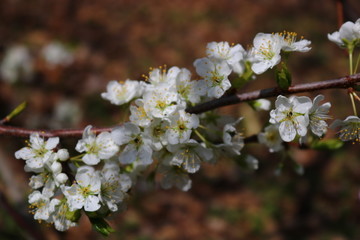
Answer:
143, 118, 170, 151
101, 80, 144, 106
331, 115, 360, 142
15, 133, 59, 171
258, 124, 284, 152
193, 57, 232, 98
62, 166, 101, 212
142, 84, 180, 119
167, 140, 213, 173
99, 166, 131, 212
251, 99, 271, 111
157, 158, 192, 191
129, 99, 152, 127
166, 110, 199, 145
28, 191, 53, 221
270, 95, 312, 142
328, 18, 360, 48
216, 117, 245, 156
0, 45, 33, 83
147, 66, 180, 87
206, 41, 246, 75
41, 42, 73, 68
175, 68, 207, 104
277, 31, 311, 52
75, 125, 119, 165
250, 33, 283, 74
111, 123, 153, 165
48, 199, 77, 231
308, 95, 331, 137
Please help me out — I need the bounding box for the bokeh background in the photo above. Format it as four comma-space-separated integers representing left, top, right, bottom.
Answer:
1, 0, 360, 239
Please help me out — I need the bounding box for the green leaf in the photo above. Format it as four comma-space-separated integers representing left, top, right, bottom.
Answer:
310, 139, 344, 150
2, 101, 27, 123
65, 209, 81, 222
90, 217, 115, 237
275, 63, 292, 90
232, 61, 254, 89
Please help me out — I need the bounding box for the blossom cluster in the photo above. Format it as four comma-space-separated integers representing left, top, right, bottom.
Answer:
13, 19, 360, 234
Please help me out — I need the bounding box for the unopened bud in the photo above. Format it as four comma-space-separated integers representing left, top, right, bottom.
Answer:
51, 161, 62, 173
57, 149, 69, 161
55, 173, 68, 184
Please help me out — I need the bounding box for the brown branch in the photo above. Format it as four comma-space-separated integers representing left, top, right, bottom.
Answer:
336, 0, 344, 27
0, 126, 113, 138
0, 73, 359, 138
187, 73, 360, 114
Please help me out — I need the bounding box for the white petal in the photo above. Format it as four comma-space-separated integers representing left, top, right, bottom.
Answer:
279, 121, 296, 142
84, 195, 101, 212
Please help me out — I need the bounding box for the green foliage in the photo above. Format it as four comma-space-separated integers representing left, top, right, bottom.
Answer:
310, 138, 344, 150
275, 62, 292, 90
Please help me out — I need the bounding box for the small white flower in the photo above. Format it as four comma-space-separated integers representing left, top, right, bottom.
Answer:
270, 95, 312, 142
75, 125, 119, 165
250, 99, 271, 111
216, 117, 245, 156
277, 31, 311, 52
328, 18, 360, 49
157, 161, 192, 191
129, 99, 152, 127
166, 110, 199, 145
0, 45, 33, 83
41, 42, 73, 68
258, 124, 284, 152
245, 155, 259, 170
143, 118, 170, 151
15, 133, 59, 171
101, 80, 144, 106
167, 140, 213, 173
29, 160, 68, 198
250, 33, 283, 74
28, 191, 52, 221
206, 41, 246, 75
175, 68, 207, 104
99, 167, 131, 212
62, 166, 101, 212
331, 115, 360, 142
193, 57, 232, 98
49, 199, 77, 231
143, 84, 180, 119
111, 123, 153, 165
147, 66, 180, 87
308, 95, 331, 137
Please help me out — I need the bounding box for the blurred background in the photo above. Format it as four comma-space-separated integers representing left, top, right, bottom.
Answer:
0, 0, 360, 239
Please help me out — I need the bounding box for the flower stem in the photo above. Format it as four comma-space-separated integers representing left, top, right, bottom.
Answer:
349, 49, 354, 75
70, 153, 85, 161
349, 92, 358, 116
354, 52, 360, 74
194, 129, 213, 147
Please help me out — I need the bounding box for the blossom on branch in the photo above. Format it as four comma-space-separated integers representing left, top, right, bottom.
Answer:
75, 125, 119, 165
270, 95, 312, 142
328, 18, 360, 49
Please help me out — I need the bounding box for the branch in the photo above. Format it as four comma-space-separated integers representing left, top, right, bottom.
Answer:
0, 126, 113, 138
0, 73, 359, 138
186, 73, 360, 114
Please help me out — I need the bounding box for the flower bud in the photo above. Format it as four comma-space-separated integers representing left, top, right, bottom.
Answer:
57, 149, 69, 161
55, 173, 68, 184
51, 161, 62, 173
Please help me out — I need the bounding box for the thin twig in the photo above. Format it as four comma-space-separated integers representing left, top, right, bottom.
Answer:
0, 126, 113, 138
0, 74, 359, 138
187, 73, 360, 114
